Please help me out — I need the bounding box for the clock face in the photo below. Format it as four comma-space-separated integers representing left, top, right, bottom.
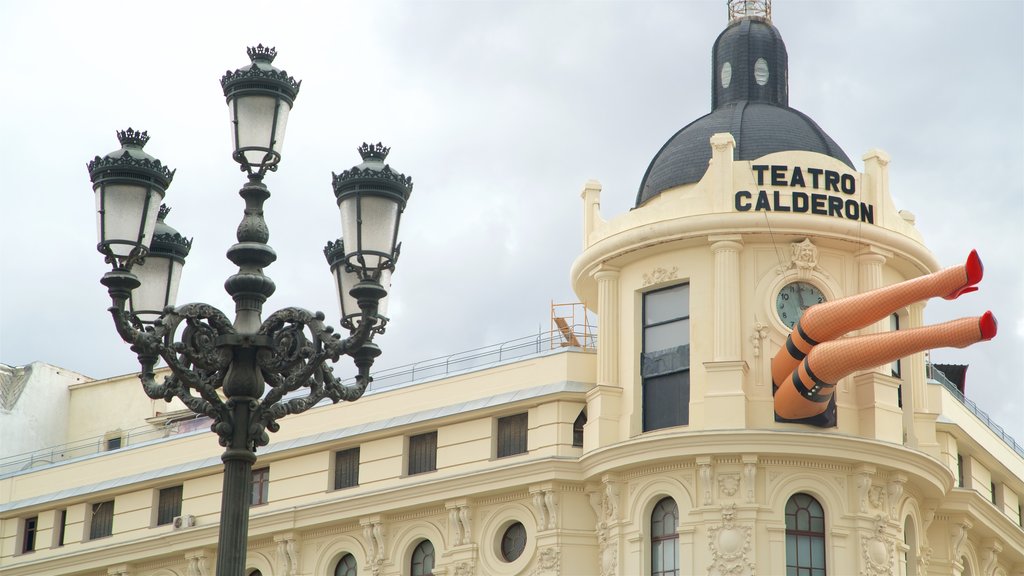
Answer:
776, 281, 825, 329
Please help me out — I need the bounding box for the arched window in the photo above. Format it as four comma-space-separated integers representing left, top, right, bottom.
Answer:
335, 553, 357, 576
785, 493, 826, 575
573, 410, 587, 447
411, 539, 435, 576
651, 497, 679, 576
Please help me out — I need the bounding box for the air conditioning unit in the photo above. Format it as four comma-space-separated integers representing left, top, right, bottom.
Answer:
172, 514, 196, 529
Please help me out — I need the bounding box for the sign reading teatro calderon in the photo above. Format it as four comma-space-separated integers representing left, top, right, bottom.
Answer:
735, 164, 873, 224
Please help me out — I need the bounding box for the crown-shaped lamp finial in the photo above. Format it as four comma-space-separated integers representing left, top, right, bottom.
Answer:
358, 142, 390, 161
116, 128, 150, 148
247, 44, 277, 63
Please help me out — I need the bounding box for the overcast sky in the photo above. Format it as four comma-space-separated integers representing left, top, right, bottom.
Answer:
1, 1, 1021, 442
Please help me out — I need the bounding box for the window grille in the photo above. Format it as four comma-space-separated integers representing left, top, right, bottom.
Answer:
335, 553, 357, 576
497, 413, 528, 458
651, 497, 679, 575
411, 539, 435, 576
785, 493, 826, 575
408, 432, 438, 475
89, 500, 114, 540
500, 522, 527, 562
334, 448, 360, 490
157, 485, 183, 526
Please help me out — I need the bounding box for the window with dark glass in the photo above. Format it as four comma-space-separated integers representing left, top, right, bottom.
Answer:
957, 455, 965, 487
157, 485, 183, 526
411, 539, 435, 576
500, 522, 527, 562
106, 436, 122, 451
89, 500, 114, 540
408, 432, 438, 475
21, 516, 37, 553
642, 284, 690, 431
251, 467, 269, 506
572, 410, 587, 448
890, 314, 901, 378
651, 497, 679, 576
990, 481, 998, 505
785, 493, 826, 576
335, 553, 357, 576
497, 413, 528, 458
334, 447, 360, 490
56, 509, 67, 547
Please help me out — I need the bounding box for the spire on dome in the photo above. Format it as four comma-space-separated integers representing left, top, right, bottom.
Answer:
728, 0, 771, 22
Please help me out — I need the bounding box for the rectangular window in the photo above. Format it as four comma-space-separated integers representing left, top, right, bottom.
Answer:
106, 436, 122, 451
21, 516, 37, 553
890, 314, 901, 378
89, 500, 114, 540
642, 284, 690, 431
251, 468, 270, 506
157, 485, 183, 526
334, 447, 360, 490
990, 481, 998, 505
408, 431, 438, 475
957, 455, 965, 488
497, 413, 528, 458
56, 509, 67, 547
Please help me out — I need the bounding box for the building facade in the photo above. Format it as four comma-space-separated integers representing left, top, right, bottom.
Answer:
2, 5, 1023, 576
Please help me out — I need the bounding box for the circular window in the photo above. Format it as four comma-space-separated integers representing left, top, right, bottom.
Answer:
720, 62, 732, 88
500, 522, 527, 562
754, 57, 770, 85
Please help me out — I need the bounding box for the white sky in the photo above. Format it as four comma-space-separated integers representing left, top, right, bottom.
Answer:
1, 1, 1022, 442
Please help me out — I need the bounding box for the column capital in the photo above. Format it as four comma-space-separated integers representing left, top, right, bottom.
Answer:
592, 266, 620, 281
855, 245, 892, 263
709, 234, 744, 251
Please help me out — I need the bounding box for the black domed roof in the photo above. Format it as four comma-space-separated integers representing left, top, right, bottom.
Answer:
636, 16, 853, 206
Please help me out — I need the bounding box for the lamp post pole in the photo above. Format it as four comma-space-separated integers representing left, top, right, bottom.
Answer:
89, 47, 411, 576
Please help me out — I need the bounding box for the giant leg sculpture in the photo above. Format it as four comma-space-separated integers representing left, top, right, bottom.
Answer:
772, 250, 992, 426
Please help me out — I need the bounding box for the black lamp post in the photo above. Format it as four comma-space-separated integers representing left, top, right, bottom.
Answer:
88, 46, 412, 576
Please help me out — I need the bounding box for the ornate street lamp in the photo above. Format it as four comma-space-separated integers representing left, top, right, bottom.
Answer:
89, 47, 411, 576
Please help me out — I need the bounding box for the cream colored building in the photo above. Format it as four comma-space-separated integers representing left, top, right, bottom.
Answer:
2, 6, 1023, 576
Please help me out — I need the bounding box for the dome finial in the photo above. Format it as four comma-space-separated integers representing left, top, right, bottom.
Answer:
728, 0, 771, 22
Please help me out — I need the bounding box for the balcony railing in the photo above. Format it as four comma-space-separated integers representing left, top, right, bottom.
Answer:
928, 363, 1024, 458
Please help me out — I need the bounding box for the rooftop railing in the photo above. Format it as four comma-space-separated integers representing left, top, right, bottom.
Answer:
927, 364, 1024, 458
0, 326, 596, 476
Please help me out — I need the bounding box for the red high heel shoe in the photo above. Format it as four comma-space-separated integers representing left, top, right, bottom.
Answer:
944, 249, 983, 300
979, 310, 997, 341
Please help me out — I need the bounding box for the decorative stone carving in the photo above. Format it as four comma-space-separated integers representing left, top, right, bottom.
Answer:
362, 517, 386, 574
106, 566, 132, 576
981, 540, 1002, 576
707, 504, 755, 576
790, 239, 818, 274
751, 320, 768, 358
449, 507, 463, 546
531, 490, 557, 530
860, 516, 894, 576
886, 478, 904, 520
718, 474, 741, 498
603, 479, 620, 523
185, 550, 209, 576
643, 266, 679, 287
458, 505, 473, 545
275, 534, 300, 576
743, 461, 757, 504
856, 473, 872, 513
454, 560, 476, 576
599, 530, 618, 576
530, 546, 561, 576
699, 461, 714, 506
950, 520, 972, 564
868, 486, 886, 511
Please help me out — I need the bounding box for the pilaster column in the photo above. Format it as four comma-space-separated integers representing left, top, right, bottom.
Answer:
904, 301, 928, 449
594, 267, 620, 386
855, 247, 890, 339
709, 235, 743, 361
